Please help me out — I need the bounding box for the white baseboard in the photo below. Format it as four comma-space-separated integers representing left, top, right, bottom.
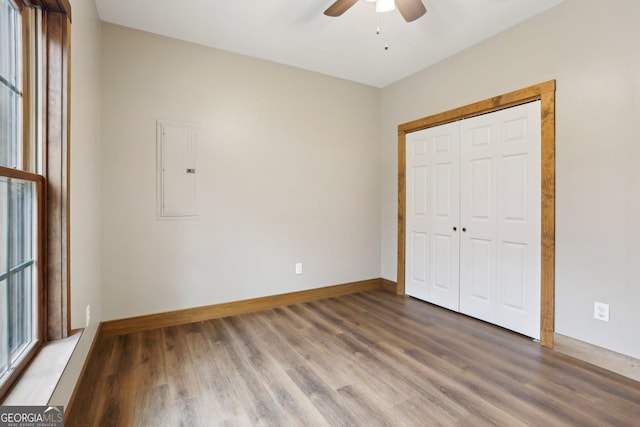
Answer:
554, 333, 640, 382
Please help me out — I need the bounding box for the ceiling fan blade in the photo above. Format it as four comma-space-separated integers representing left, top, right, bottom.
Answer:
395, 0, 427, 22
324, 0, 359, 17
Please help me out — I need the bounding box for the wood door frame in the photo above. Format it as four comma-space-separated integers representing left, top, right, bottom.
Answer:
396, 80, 556, 348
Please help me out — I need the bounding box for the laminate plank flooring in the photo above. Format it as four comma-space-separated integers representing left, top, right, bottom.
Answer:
67, 290, 640, 426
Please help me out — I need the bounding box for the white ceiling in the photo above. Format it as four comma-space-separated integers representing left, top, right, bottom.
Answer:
94, 0, 564, 88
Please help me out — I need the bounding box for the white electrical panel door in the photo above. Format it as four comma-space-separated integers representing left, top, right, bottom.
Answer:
157, 121, 198, 218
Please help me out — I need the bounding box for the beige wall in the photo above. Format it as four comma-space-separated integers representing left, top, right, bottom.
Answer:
50, 0, 102, 407
381, 0, 640, 358
100, 24, 381, 320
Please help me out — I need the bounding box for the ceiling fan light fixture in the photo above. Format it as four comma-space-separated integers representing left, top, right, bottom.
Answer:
376, 0, 395, 13
324, 0, 426, 22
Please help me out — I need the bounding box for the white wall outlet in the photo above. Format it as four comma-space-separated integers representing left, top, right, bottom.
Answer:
594, 302, 609, 322
86, 305, 91, 327
295, 262, 303, 275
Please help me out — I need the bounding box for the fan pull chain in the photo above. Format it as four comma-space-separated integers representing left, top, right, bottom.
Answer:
375, 12, 390, 51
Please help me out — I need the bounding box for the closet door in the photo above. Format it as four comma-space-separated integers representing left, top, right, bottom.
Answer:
459, 101, 541, 339
405, 122, 460, 311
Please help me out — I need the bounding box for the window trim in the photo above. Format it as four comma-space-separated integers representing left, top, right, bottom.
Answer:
30, 0, 71, 20
40, 4, 71, 342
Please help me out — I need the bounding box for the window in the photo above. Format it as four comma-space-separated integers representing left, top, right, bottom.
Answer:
0, 0, 44, 398
0, 0, 70, 400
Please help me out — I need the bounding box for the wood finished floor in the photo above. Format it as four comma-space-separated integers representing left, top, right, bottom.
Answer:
67, 290, 640, 426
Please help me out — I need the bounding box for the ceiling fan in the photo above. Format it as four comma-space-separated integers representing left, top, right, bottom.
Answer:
324, 0, 427, 23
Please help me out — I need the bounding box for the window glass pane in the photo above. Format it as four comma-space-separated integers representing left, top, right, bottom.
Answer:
0, 177, 7, 378
0, 0, 22, 169
0, 83, 21, 168
0, 177, 6, 275
1, 0, 12, 81
10, 263, 33, 359
0, 0, 20, 86
9, 180, 32, 266
0, 277, 7, 378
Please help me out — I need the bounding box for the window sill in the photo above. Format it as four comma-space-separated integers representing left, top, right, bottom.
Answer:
2, 331, 81, 405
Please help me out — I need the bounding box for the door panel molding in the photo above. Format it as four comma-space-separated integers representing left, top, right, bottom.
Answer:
397, 80, 556, 348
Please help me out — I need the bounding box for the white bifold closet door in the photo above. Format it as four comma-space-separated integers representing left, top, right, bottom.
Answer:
405, 121, 461, 311
406, 101, 541, 339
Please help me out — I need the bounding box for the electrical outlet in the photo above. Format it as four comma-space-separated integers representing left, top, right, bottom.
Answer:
295, 262, 303, 275
86, 305, 91, 327
594, 302, 609, 322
